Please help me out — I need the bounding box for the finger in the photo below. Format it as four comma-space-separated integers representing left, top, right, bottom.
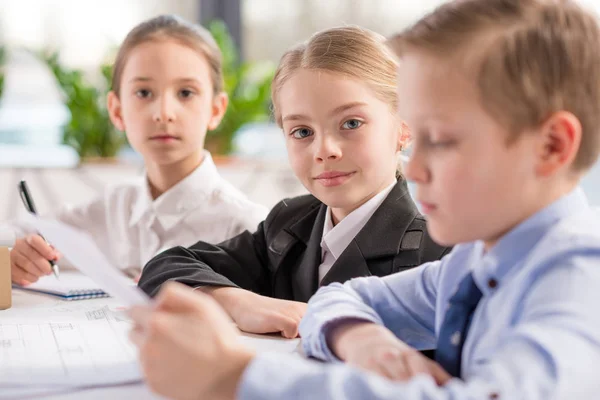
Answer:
389, 351, 448, 385
27, 235, 59, 260
14, 245, 52, 276
379, 349, 411, 381
426, 359, 453, 386
48, 245, 62, 259
404, 350, 434, 378
27, 251, 54, 276
276, 315, 299, 339
11, 263, 38, 285
11, 250, 45, 279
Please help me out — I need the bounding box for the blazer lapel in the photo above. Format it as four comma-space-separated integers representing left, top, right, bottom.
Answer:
319, 239, 370, 287
287, 204, 327, 302
320, 178, 419, 286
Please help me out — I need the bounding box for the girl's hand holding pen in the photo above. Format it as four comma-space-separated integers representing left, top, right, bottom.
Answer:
10, 234, 62, 285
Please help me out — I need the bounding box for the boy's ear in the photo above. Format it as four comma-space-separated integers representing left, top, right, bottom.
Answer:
207, 92, 229, 131
107, 91, 126, 131
536, 111, 582, 177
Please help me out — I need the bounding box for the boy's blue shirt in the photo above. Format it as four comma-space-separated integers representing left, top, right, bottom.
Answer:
238, 187, 600, 400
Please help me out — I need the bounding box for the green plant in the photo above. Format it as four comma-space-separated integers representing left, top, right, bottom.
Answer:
206, 20, 275, 154
43, 51, 126, 159
0, 47, 6, 98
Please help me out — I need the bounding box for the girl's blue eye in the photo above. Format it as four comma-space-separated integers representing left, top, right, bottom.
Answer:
136, 89, 151, 98
291, 128, 313, 139
341, 119, 363, 130
179, 89, 194, 98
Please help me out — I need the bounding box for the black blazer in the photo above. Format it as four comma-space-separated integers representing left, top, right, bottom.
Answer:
138, 179, 450, 301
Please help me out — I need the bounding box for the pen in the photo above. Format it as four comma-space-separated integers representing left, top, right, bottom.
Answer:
17, 180, 60, 279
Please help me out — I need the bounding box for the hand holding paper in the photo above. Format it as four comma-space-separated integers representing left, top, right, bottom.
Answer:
23, 214, 149, 306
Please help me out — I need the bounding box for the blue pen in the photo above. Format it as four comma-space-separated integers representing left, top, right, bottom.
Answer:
18, 180, 60, 279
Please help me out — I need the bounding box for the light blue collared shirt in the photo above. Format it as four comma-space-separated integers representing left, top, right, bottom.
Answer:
238, 188, 600, 400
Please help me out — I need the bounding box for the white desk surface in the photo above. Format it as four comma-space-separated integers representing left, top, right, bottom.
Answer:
3, 289, 299, 400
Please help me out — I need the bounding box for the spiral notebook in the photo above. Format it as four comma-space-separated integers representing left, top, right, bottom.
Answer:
14, 271, 109, 301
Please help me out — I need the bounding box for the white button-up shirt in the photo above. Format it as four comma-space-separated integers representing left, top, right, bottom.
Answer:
5, 152, 268, 272
319, 182, 396, 283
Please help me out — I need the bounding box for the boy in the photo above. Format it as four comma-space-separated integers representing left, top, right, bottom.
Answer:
128, 1, 600, 399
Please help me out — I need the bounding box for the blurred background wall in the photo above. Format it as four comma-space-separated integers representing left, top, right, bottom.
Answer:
0, 0, 598, 222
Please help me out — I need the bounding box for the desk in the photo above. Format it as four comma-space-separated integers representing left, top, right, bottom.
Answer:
4, 290, 299, 400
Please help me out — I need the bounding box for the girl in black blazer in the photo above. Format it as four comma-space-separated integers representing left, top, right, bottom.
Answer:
138, 26, 449, 338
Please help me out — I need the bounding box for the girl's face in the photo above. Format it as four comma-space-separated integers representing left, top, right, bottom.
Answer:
279, 69, 405, 222
108, 39, 227, 168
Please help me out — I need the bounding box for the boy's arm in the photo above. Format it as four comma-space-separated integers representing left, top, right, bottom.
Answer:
240, 254, 600, 400
300, 259, 444, 361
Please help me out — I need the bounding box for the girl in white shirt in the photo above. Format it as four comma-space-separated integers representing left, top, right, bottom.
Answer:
7, 15, 268, 285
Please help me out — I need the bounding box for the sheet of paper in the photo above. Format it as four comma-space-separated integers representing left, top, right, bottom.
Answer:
0, 301, 142, 388
238, 332, 301, 354
23, 215, 149, 306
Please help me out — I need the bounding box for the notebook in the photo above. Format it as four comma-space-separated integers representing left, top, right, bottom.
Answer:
13, 271, 109, 301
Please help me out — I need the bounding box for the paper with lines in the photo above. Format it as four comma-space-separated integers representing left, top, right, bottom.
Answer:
0, 303, 141, 387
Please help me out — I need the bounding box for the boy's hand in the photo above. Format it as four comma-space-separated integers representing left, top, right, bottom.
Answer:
330, 321, 451, 385
206, 287, 307, 339
129, 282, 254, 400
10, 234, 61, 285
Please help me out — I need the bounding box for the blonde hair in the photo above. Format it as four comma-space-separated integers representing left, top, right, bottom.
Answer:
111, 15, 223, 97
271, 26, 403, 176
388, 0, 600, 171
271, 26, 398, 126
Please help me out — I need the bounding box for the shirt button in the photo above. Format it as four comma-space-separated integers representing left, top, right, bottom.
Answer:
487, 279, 498, 289
489, 393, 499, 399
450, 331, 461, 346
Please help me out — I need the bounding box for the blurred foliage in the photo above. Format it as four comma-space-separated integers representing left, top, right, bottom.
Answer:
0, 47, 6, 98
42, 51, 126, 159
206, 20, 275, 154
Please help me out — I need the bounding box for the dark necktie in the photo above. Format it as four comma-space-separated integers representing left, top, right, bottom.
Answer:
435, 272, 483, 377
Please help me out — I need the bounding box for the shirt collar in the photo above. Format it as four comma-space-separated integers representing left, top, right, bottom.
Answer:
472, 187, 590, 295
129, 151, 221, 230
321, 182, 396, 260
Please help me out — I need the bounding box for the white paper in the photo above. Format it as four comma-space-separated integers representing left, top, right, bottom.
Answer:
239, 332, 301, 354
0, 302, 142, 388
24, 215, 149, 306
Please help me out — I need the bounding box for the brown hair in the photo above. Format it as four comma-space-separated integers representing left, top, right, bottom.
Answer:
271, 26, 399, 127
389, 0, 600, 171
111, 14, 223, 97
